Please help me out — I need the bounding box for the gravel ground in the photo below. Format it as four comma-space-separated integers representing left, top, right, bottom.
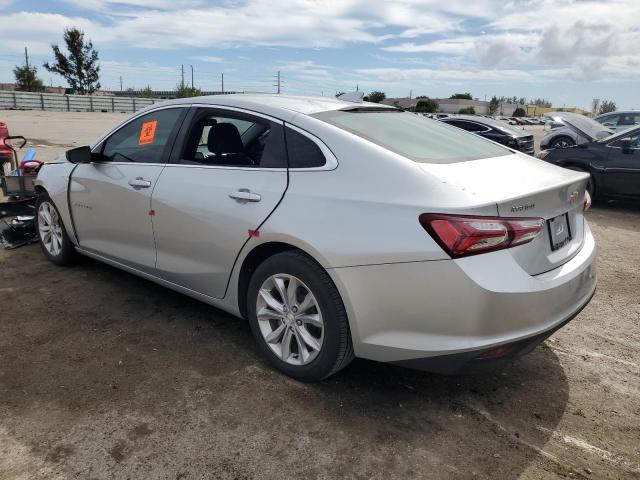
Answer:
0, 110, 638, 479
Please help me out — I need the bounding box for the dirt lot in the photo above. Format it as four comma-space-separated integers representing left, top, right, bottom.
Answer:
0, 110, 639, 479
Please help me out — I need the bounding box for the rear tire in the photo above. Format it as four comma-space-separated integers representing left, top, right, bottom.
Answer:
247, 251, 354, 382
35, 193, 78, 266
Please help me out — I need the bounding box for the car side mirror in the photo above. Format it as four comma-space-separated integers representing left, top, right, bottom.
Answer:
619, 137, 633, 153
65, 146, 93, 164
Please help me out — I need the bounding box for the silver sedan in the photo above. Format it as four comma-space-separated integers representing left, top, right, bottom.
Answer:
35, 94, 597, 381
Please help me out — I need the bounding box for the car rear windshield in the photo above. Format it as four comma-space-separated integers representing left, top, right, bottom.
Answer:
312, 110, 509, 163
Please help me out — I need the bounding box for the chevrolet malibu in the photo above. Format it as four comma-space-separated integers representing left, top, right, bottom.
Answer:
35, 94, 597, 382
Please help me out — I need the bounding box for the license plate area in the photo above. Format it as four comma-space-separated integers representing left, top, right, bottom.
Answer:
547, 213, 572, 251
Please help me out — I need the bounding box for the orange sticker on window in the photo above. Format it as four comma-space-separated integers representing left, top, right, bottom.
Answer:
138, 120, 158, 145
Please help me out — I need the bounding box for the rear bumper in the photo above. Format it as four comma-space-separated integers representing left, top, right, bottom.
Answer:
329, 222, 597, 369
391, 287, 594, 374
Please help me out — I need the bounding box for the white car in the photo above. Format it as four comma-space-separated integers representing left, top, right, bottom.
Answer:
35, 94, 597, 381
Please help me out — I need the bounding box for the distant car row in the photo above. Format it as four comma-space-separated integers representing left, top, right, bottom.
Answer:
539, 112, 639, 200
438, 115, 535, 155
429, 110, 639, 201
542, 111, 640, 149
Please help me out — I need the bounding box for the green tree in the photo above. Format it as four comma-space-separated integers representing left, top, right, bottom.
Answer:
140, 86, 154, 98
414, 98, 439, 113
450, 93, 473, 100
175, 83, 202, 98
13, 64, 45, 92
513, 107, 526, 117
488, 96, 500, 116
44, 27, 100, 94
458, 106, 476, 115
598, 100, 617, 115
366, 91, 386, 103
530, 98, 552, 108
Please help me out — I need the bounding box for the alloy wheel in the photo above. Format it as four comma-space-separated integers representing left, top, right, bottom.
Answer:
38, 201, 64, 256
256, 274, 324, 366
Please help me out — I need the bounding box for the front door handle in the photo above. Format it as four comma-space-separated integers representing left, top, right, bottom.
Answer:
128, 177, 152, 189
229, 189, 261, 202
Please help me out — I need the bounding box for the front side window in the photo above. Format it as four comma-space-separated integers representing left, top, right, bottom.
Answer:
101, 108, 184, 163
312, 110, 508, 164
618, 114, 640, 126
448, 120, 488, 132
609, 131, 640, 149
181, 110, 286, 168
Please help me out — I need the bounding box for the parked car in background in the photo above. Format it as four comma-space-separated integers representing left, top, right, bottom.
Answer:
540, 112, 613, 150
594, 111, 640, 132
539, 112, 640, 200
439, 115, 535, 155
509, 117, 527, 125
34, 94, 596, 381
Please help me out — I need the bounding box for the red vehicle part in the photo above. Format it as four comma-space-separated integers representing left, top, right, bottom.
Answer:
0, 122, 13, 170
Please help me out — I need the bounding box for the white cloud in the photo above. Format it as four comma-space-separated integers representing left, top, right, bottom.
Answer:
191, 56, 224, 63
2, 0, 639, 103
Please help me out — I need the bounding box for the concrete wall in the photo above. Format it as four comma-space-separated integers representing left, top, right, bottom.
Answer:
0, 90, 160, 113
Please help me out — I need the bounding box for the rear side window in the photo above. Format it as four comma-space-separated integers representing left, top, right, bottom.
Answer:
313, 110, 508, 164
285, 127, 326, 168
446, 120, 487, 132
101, 108, 183, 163
180, 109, 287, 168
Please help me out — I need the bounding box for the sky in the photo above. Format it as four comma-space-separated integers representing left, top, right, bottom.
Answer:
0, 0, 639, 109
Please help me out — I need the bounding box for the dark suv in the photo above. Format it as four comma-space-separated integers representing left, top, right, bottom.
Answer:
440, 115, 535, 155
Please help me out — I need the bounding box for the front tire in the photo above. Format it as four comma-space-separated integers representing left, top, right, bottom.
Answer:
247, 251, 354, 382
550, 136, 575, 149
36, 193, 77, 266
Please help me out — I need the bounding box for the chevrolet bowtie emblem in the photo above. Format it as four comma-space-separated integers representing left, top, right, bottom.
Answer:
569, 191, 579, 204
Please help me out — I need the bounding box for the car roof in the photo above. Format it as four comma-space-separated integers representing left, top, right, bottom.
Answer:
595, 110, 640, 118
139, 93, 397, 120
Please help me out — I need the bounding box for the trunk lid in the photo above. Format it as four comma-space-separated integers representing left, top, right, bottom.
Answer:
419, 153, 589, 275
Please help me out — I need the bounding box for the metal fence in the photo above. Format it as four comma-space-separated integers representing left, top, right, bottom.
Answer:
0, 91, 161, 113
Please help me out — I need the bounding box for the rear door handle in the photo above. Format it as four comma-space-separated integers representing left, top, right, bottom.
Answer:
128, 177, 152, 188
229, 189, 261, 202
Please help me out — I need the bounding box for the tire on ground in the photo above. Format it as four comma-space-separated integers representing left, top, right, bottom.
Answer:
246, 250, 354, 382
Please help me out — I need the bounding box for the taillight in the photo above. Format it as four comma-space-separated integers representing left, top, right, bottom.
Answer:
583, 190, 591, 211
419, 213, 544, 258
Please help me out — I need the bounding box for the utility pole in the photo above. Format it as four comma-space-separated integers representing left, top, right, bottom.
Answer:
24, 47, 30, 91
190, 65, 194, 89
181, 64, 185, 89
356, 84, 359, 92
274, 71, 281, 94
221, 73, 224, 93
119, 76, 123, 91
